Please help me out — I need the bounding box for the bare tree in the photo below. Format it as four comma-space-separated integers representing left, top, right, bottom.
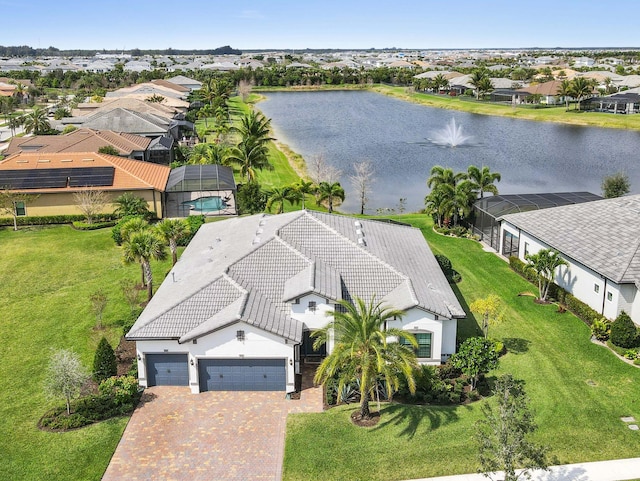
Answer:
237, 79, 254, 102
73, 189, 108, 225
350, 160, 375, 215
309, 152, 343, 186
0, 189, 40, 231
120, 278, 142, 315
44, 349, 90, 415
89, 290, 108, 329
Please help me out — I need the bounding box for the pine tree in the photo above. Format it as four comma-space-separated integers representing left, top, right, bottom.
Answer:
93, 337, 117, 383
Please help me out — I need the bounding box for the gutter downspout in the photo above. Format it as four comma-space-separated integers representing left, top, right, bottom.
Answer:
601, 277, 608, 316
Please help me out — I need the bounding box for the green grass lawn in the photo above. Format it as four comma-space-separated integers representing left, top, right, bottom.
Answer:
283, 214, 640, 481
0, 225, 173, 481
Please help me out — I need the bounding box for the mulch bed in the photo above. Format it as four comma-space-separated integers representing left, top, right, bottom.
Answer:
115, 336, 137, 376
350, 410, 381, 427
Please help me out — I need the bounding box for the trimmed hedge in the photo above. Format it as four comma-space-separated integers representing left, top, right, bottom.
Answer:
0, 214, 117, 227
72, 220, 117, 230
509, 256, 601, 326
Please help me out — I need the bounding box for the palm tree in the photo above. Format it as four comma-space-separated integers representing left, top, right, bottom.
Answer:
311, 297, 418, 420
316, 181, 345, 214
432, 73, 449, 93
470, 68, 490, 100
235, 110, 274, 147
557, 79, 573, 110
119, 217, 150, 285
467, 165, 501, 199
292, 180, 315, 209
226, 141, 273, 182
113, 192, 151, 218
524, 249, 567, 303
266, 186, 297, 214
189, 143, 228, 165
122, 230, 168, 302
22, 107, 50, 135
569, 77, 595, 111
156, 218, 190, 265
424, 187, 450, 228
427, 165, 467, 191
439, 179, 475, 226
475, 77, 494, 100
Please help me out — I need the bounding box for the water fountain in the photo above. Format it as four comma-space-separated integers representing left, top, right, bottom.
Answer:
429, 118, 473, 147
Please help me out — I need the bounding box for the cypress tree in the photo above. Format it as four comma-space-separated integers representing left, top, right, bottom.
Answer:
610, 311, 639, 349
93, 337, 117, 383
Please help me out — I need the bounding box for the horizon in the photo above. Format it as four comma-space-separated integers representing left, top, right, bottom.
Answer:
3, 0, 640, 52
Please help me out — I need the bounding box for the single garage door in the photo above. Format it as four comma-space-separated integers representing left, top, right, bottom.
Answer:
198, 358, 286, 392
146, 354, 189, 386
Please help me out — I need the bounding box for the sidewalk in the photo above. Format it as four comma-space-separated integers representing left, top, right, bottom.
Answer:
406, 457, 640, 481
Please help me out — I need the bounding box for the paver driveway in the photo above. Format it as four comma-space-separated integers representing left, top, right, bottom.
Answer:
102, 373, 322, 481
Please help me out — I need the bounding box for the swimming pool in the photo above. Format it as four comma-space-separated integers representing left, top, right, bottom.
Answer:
181, 196, 227, 212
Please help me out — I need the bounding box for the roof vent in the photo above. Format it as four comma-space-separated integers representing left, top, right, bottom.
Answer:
356, 228, 364, 236
252, 237, 261, 245
256, 228, 263, 235
82, 158, 94, 162
37, 159, 50, 163
354, 220, 362, 227
60, 159, 73, 163
357, 237, 366, 246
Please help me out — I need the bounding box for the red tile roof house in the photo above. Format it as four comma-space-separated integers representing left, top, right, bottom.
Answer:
127, 211, 465, 393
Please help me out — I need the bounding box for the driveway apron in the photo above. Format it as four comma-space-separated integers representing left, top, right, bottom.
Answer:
102, 378, 322, 481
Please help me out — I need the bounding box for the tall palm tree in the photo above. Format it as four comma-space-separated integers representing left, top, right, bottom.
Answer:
427, 165, 467, 191
432, 73, 449, 93
156, 218, 190, 266
189, 143, 228, 165
122, 230, 168, 302
467, 165, 501, 199
226, 141, 273, 182
292, 180, 315, 209
569, 77, 595, 111
557, 79, 573, 111
311, 297, 418, 420
22, 107, 50, 135
439, 179, 476, 226
470, 68, 490, 100
235, 110, 274, 147
266, 186, 297, 214
119, 217, 150, 285
316, 181, 345, 214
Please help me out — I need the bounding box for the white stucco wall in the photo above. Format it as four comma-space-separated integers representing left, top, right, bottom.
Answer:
501, 224, 639, 323
136, 321, 296, 394
387, 307, 448, 364
290, 293, 333, 330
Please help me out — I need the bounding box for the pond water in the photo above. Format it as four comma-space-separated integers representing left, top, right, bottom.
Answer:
258, 91, 640, 213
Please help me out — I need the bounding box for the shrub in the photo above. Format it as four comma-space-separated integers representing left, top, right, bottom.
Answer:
623, 349, 638, 360
93, 337, 117, 383
72, 220, 116, 230
0, 213, 116, 228
610, 311, 639, 349
99, 375, 139, 406
591, 318, 611, 342
435, 253, 461, 283
111, 215, 145, 245
236, 182, 267, 214
179, 215, 205, 246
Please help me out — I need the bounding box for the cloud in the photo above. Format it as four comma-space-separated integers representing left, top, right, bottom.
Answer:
237, 9, 264, 19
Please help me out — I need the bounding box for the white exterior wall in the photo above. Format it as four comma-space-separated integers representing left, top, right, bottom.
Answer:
387, 307, 446, 364
136, 321, 296, 394
290, 293, 335, 353
501, 223, 639, 323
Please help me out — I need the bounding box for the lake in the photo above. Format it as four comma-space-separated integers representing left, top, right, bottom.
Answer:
258, 91, 640, 213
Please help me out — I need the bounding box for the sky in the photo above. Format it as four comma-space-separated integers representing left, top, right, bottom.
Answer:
3, 0, 640, 51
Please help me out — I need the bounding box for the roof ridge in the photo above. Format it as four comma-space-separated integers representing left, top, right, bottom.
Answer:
306, 211, 411, 282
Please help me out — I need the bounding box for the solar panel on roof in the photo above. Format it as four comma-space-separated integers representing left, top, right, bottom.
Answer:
0, 167, 115, 189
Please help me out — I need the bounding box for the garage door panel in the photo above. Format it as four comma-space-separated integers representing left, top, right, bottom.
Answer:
146, 354, 189, 386
198, 358, 286, 391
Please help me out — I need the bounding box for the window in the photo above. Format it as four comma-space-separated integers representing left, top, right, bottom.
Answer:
401, 332, 432, 358
594, 284, 600, 293
308, 301, 317, 313
236, 330, 245, 341
607, 292, 613, 302
15, 201, 26, 217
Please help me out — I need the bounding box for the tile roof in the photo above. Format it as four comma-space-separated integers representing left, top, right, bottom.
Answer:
0, 151, 170, 192
128, 211, 464, 343
60, 108, 171, 136
501, 195, 640, 285
5, 128, 151, 156
72, 97, 178, 119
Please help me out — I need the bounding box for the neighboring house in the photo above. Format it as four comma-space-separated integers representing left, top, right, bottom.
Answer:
499, 195, 640, 325
58, 108, 185, 141
127, 211, 465, 394
586, 91, 640, 114
72, 97, 179, 119
0, 151, 170, 218
4, 128, 152, 161
519, 80, 565, 104
166, 75, 202, 92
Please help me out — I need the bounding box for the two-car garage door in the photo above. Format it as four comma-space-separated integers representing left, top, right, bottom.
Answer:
198, 358, 286, 392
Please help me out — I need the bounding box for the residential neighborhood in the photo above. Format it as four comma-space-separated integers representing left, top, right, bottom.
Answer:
4, 5, 640, 481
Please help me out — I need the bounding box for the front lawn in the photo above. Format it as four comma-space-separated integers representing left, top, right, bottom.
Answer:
0, 225, 173, 481
283, 214, 640, 481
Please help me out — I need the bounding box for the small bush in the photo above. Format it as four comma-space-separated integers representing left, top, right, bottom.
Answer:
111, 215, 145, 245
623, 349, 638, 360
435, 254, 461, 283
179, 215, 205, 246
610, 311, 639, 349
591, 318, 611, 342
93, 337, 117, 383
72, 220, 116, 230
99, 375, 139, 406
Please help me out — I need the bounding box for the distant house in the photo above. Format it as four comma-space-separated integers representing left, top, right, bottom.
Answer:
127, 211, 465, 393
499, 195, 640, 325
518, 80, 565, 104
166, 75, 202, 92
4, 128, 152, 161
0, 152, 170, 218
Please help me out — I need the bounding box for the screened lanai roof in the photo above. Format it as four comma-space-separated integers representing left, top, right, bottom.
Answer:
476, 192, 602, 219
166, 164, 236, 192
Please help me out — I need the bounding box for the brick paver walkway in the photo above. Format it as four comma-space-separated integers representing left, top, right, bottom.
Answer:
102, 367, 323, 481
